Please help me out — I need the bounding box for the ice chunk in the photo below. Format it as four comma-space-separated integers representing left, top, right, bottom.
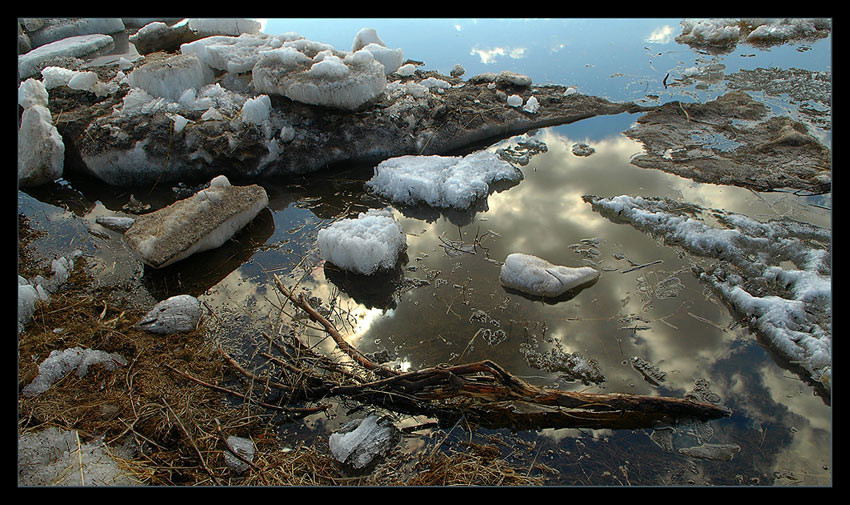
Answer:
328, 414, 401, 471
18, 104, 64, 187
18, 34, 115, 79
366, 150, 523, 210
180, 33, 300, 73
17, 78, 48, 108
124, 176, 268, 268
136, 294, 202, 334
127, 53, 215, 101
22, 347, 127, 397
359, 43, 404, 75
252, 40, 387, 111
506, 94, 523, 107
317, 209, 407, 276
239, 94, 271, 125
187, 18, 261, 37
352, 27, 385, 52
499, 253, 600, 298
523, 96, 539, 114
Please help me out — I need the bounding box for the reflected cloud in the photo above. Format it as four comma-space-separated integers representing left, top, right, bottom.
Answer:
470, 46, 527, 64
645, 25, 675, 44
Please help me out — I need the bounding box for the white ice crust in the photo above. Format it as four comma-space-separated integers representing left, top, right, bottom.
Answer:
365, 150, 523, 210
317, 209, 407, 275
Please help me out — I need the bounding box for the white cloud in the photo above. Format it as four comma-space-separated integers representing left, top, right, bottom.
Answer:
470, 46, 527, 64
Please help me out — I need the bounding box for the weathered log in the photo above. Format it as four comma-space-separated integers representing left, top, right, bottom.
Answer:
268, 275, 732, 429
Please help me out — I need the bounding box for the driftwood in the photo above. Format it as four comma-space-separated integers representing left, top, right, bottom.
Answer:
172, 273, 733, 431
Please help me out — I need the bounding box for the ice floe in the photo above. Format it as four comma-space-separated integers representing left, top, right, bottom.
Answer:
317, 209, 407, 276
123, 175, 269, 268
365, 150, 523, 210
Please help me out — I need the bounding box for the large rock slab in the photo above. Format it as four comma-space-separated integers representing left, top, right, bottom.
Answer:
124, 175, 268, 268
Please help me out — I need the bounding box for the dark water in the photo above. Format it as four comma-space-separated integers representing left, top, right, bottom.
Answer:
18, 18, 831, 485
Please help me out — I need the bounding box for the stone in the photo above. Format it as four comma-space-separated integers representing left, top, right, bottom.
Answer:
124, 175, 268, 268
136, 294, 201, 334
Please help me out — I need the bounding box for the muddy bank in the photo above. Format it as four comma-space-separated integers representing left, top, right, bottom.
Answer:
623, 90, 831, 194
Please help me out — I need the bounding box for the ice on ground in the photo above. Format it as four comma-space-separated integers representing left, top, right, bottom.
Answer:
136, 294, 202, 335
328, 414, 401, 470
677, 18, 831, 50
22, 347, 127, 397
18, 427, 142, 486
23, 18, 124, 49
239, 94, 271, 125
499, 253, 600, 298
124, 175, 269, 268
584, 194, 831, 393
365, 150, 523, 210
317, 209, 407, 276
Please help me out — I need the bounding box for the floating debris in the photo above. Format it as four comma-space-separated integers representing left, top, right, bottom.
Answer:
630, 356, 668, 386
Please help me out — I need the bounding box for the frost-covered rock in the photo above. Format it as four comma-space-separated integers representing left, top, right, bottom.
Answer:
136, 294, 202, 334
124, 175, 268, 268
500, 253, 600, 298
366, 150, 523, 210
499, 70, 532, 87
22, 347, 127, 397
252, 41, 387, 111
328, 414, 401, 471
18, 34, 115, 79
127, 53, 215, 101
317, 209, 407, 275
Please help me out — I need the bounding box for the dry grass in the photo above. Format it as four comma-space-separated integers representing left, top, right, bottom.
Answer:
17, 214, 546, 486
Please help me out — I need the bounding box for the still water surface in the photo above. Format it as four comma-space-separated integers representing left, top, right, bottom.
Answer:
19, 18, 831, 485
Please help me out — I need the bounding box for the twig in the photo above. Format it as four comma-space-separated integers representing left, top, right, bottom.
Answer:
162, 397, 221, 485
621, 259, 662, 273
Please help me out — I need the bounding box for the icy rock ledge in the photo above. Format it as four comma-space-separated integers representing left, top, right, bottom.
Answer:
328, 414, 401, 472
124, 175, 268, 268
317, 209, 407, 276
499, 253, 600, 299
